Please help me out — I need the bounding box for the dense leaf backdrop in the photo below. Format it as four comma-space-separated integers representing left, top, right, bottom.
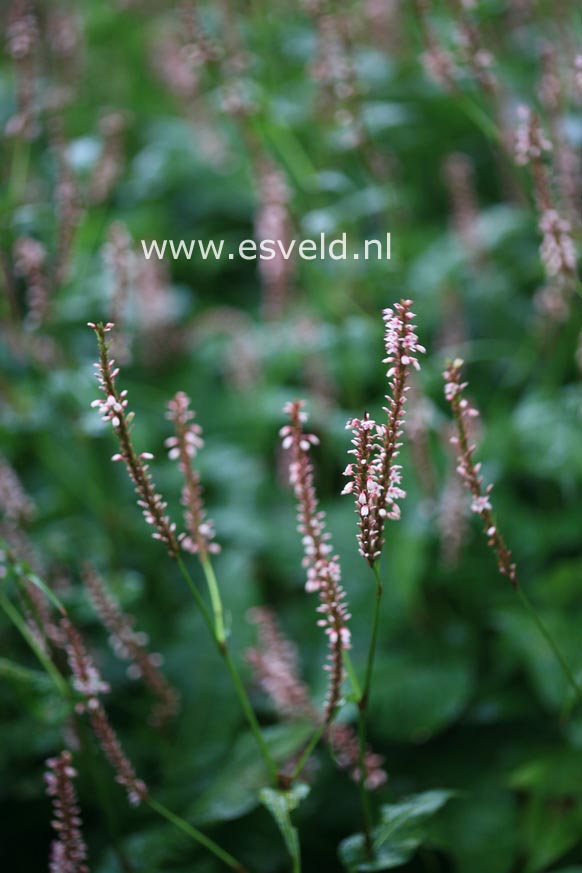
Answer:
1, 1, 581, 871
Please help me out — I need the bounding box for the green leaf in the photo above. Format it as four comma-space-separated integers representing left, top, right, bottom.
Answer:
549, 868, 582, 872
339, 790, 456, 871
372, 652, 473, 741
188, 723, 312, 825
430, 788, 517, 873
259, 783, 310, 873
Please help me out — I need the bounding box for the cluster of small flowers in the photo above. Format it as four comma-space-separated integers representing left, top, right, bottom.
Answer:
51, 117, 82, 288
165, 391, 220, 558
0, 452, 35, 522
61, 618, 110, 713
342, 414, 384, 562
439, 460, 470, 568
443, 152, 483, 267
89, 111, 127, 205
281, 400, 351, 718
255, 161, 294, 320
538, 43, 562, 111
44, 751, 89, 873
13, 236, 49, 328
246, 606, 387, 790
5, 0, 39, 139
538, 209, 577, 280
453, 15, 497, 94
89, 322, 179, 557
60, 617, 148, 806
443, 359, 517, 586
154, 2, 220, 102
329, 722, 387, 791
343, 301, 425, 563
514, 107, 577, 288
412, 0, 457, 90
246, 607, 314, 720
83, 564, 180, 727
514, 105, 552, 166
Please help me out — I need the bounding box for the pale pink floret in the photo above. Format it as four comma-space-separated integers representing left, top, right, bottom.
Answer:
443, 359, 517, 586
89, 323, 178, 556
281, 400, 351, 720
343, 300, 425, 563
45, 751, 89, 873
165, 392, 220, 558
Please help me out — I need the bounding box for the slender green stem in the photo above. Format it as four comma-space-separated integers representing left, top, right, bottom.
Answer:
0, 590, 71, 700
342, 650, 362, 700
76, 719, 135, 873
361, 564, 384, 708
176, 556, 216, 639
2, 584, 132, 871
1, 570, 245, 870
355, 561, 384, 857
291, 835, 301, 873
175, 556, 277, 783
200, 555, 226, 643
290, 721, 327, 781
147, 797, 246, 872
357, 711, 375, 858
223, 645, 278, 783
518, 587, 582, 711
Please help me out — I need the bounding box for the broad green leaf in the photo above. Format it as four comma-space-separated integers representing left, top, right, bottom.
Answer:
430, 789, 517, 873
188, 724, 312, 825
339, 790, 456, 872
259, 783, 310, 872
371, 652, 473, 741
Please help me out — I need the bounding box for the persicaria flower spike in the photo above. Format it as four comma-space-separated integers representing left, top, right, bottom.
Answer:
246, 606, 313, 720
246, 606, 387, 789
83, 564, 180, 727
45, 750, 89, 873
165, 391, 220, 558
60, 618, 148, 806
443, 359, 517, 586
514, 105, 552, 166
0, 452, 36, 522
281, 400, 350, 721
343, 300, 425, 564
89, 322, 179, 557
61, 618, 110, 713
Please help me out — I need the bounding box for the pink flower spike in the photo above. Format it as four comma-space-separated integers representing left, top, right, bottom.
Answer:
281, 400, 350, 722
45, 750, 89, 873
343, 300, 424, 564
443, 359, 517, 587
166, 392, 219, 559
89, 323, 178, 557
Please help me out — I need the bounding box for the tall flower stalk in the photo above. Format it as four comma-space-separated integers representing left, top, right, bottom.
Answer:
88, 322, 276, 783
280, 400, 351, 724
83, 563, 180, 728
246, 606, 386, 790
342, 300, 425, 854
45, 750, 90, 873
444, 358, 582, 710
0, 551, 246, 872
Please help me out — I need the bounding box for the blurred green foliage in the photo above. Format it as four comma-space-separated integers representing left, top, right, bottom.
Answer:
1, 0, 582, 871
